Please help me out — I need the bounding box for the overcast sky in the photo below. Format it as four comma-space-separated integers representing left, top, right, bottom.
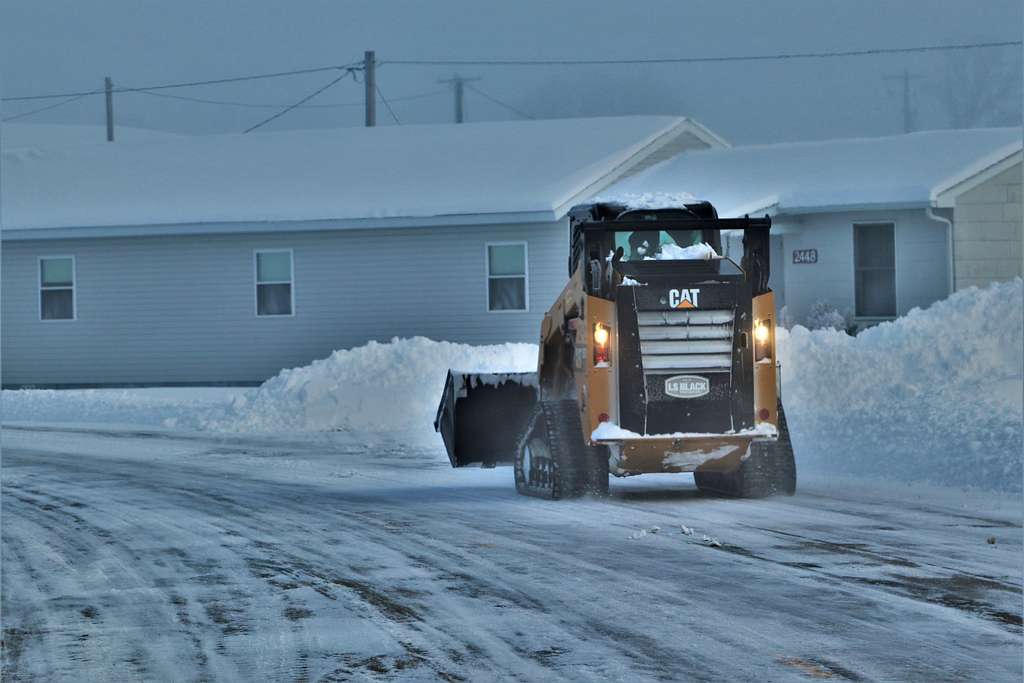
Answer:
2, 0, 1021, 144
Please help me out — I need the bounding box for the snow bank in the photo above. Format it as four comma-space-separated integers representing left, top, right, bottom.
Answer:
778, 279, 1023, 493
193, 337, 536, 443
1, 387, 243, 428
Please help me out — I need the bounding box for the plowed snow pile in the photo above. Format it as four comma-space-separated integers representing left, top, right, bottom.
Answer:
778, 279, 1023, 492
194, 337, 537, 443
3, 282, 1020, 491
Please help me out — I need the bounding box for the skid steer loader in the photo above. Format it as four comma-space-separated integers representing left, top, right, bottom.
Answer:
434, 201, 795, 499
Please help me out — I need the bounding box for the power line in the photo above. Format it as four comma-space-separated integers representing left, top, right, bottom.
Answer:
3, 62, 363, 103
5, 39, 1016, 106
130, 87, 446, 109
243, 70, 355, 133
465, 83, 534, 120
2, 92, 90, 122
375, 84, 400, 124
384, 39, 1022, 66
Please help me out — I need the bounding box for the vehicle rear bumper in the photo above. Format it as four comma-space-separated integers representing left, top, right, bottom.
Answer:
595, 432, 777, 476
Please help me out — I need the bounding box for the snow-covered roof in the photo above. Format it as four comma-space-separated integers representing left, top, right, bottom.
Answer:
601, 127, 1023, 218
2, 116, 715, 237
2, 123, 185, 149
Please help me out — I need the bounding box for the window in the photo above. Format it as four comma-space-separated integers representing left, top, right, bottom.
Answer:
614, 229, 702, 261
486, 243, 528, 311
255, 249, 294, 316
39, 256, 75, 320
854, 223, 896, 318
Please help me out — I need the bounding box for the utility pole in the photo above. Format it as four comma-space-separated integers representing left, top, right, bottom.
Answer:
438, 74, 479, 123
104, 76, 114, 142
364, 51, 376, 127
883, 69, 923, 133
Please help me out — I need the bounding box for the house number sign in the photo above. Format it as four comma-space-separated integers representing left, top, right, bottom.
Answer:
792, 248, 818, 264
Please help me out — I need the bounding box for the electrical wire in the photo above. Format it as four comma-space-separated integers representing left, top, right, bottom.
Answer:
6, 39, 1015, 104
130, 87, 447, 109
464, 84, 534, 120
242, 69, 354, 133
383, 40, 1022, 66
3, 62, 363, 103
2, 92, 90, 122
375, 84, 401, 124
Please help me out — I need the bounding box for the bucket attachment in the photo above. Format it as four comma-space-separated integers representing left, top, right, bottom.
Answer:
434, 370, 538, 467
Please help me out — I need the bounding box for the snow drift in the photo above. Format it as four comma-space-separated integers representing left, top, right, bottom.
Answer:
194, 337, 537, 443
778, 279, 1023, 492
3, 282, 1020, 492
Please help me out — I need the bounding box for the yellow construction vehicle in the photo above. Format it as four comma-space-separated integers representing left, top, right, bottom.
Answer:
435, 201, 795, 499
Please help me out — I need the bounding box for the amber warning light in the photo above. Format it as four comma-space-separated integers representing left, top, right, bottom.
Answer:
593, 323, 611, 365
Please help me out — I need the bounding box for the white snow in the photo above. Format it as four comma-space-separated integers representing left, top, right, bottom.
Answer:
3, 116, 691, 231
778, 279, 1023, 492
3, 281, 1020, 493
619, 276, 644, 286
601, 127, 1022, 217
4, 426, 1020, 680
1, 123, 185, 149
192, 337, 537, 443
651, 241, 719, 260
0, 386, 246, 429
595, 190, 699, 209
592, 421, 777, 441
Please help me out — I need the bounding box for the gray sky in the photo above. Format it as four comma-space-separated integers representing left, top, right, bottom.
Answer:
2, 0, 1021, 143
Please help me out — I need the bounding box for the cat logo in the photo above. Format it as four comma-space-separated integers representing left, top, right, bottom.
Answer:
668, 288, 700, 309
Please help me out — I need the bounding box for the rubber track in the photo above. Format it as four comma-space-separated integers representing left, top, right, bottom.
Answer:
694, 400, 797, 498
515, 401, 608, 500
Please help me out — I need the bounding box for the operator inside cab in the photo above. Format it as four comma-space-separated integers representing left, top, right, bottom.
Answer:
621, 229, 706, 261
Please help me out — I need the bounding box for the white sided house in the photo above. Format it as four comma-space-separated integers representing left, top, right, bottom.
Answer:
603, 128, 1022, 328
1, 116, 725, 386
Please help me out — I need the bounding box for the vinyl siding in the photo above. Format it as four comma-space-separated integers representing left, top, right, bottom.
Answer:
952, 162, 1023, 290
1, 222, 567, 386
774, 209, 948, 326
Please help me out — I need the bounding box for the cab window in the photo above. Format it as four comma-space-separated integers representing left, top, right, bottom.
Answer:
614, 230, 703, 261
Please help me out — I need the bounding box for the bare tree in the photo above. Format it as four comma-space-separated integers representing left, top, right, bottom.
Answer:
928, 49, 1022, 128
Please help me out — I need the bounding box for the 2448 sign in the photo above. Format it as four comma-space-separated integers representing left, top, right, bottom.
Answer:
792, 248, 818, 264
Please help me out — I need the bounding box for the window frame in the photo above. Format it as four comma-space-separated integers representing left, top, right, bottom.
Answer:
485, 241, 529, 313
852, 221, 898, 321
38, 255, 77, 322
253, 248, 295, 318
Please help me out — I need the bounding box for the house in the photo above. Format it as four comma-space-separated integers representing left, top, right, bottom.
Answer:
601, 128, 1022, 327
1, 116, 725, 387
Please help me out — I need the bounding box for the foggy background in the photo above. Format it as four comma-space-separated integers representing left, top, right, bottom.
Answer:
1, 0, 1021, 144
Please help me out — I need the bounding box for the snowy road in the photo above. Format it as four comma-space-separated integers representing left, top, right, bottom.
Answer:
2, 425, 1021, 682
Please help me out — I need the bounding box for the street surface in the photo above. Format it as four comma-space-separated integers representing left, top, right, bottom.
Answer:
2, 424, 1021, 681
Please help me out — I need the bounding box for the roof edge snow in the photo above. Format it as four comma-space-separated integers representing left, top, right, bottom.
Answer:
0, 210, 570, 242
550, 118, 704, 219
932, 142, 1023, 207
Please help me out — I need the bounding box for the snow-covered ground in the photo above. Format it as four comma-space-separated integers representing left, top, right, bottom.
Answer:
2, 281, 1021, 680
2, 425, 1020, 681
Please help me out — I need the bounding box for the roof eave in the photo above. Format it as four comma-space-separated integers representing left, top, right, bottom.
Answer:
0, 209, 563, 241
776, 200, 930, 215
932, 146, 1023, 208
550, 117, 694, 219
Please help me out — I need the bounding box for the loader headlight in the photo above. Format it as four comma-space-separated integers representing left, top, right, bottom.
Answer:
754, 321, 770, 344
754, 319, 773, 362
594, 323, 611, 366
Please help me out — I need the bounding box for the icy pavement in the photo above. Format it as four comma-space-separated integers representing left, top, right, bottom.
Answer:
2, 425, 1021, 681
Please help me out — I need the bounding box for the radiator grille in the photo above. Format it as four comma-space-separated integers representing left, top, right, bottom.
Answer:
636, 309, 734, 374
